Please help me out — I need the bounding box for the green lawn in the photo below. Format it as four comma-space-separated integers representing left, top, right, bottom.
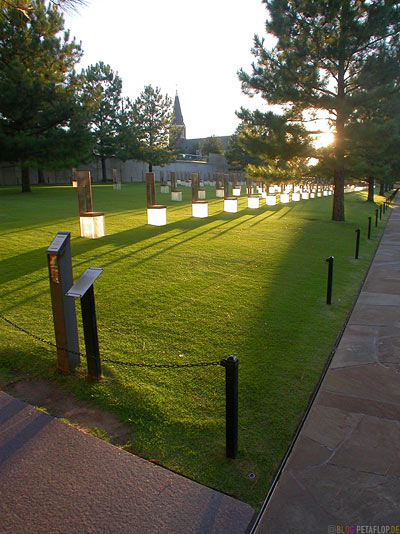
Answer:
0, 182, 390, 509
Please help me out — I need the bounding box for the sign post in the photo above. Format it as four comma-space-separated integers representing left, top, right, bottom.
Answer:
46, 232, 80, 374
66, 267, 103, 380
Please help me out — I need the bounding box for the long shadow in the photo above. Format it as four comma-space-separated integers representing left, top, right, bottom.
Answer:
69, 210, 259, 274
1, 189, 374, 506
1, 200, 274, 285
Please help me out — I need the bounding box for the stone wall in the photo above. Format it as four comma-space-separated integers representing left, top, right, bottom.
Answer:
0, 154, 230, 186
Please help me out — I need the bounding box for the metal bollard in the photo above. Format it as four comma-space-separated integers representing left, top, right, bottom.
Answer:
375, 208, 379, 227
379, 204, 382, 220
355, 229, 360, 259
220, 356, 238, 459
326, 256, 334, 305
368, 216, 372, 240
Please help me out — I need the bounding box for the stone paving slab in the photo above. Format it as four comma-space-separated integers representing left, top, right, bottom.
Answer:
252, 198, 400, 533
0, 392, 255, 534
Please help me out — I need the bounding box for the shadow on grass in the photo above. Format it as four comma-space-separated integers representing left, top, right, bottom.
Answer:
0, 201, 287, 286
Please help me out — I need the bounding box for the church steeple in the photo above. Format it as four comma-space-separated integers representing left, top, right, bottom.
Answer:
173, 91, 186, 140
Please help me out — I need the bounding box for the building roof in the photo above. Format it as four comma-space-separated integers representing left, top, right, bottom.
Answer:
180, 136, 231, 153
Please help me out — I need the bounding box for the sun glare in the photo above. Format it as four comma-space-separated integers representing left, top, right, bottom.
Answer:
313, 131, 335, 149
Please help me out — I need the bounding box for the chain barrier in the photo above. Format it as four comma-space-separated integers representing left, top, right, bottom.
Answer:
0, 314, 222, 369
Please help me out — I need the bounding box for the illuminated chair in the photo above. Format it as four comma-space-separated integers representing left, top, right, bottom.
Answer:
191, 172, 208, 218
170, 171, 182, 201
76, 170, 105, 239
146, 172, 166, 226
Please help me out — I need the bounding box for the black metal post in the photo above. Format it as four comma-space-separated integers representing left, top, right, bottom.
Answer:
80, 285, 102, 379
355, 228, 360, 259
379, 204, 382, 220
375, 208, 379, 227
368, 216, 372, 240
221, 355, 238, 459
326, 256, 334, 305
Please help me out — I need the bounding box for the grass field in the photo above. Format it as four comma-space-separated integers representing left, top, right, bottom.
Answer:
0, 182, 390, 509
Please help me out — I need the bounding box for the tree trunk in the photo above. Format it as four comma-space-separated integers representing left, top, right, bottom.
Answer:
367, 177, 374, 202
38, 169, 45, 184
332, 170, 345, 221
332, 60, 346, 222
149, 162, 153, 172
101, 156, 107, 182
21, 166, 31, 193
379, 182, 385, 196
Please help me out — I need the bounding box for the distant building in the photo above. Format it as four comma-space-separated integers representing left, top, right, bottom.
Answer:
173, 91, 186, 141
173, 91, 230, 155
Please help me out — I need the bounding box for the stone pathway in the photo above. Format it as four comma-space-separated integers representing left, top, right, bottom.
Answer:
251, 198, 400, 533
0, 391, 254, 534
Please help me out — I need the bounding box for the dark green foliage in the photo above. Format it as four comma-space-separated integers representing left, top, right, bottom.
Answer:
114, 97, 142, 162
201, 135, 225, 156
0, 0, 95, 192
226, 127, 255, 171
132, 85, 178, 171
83, 62, 123, 181
234, 108, 312, 184
239, 0, 400, 220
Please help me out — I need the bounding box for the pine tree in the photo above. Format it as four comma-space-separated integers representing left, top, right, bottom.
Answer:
0, 0, 94, 192
0, 1, 87, 21
83, 62, 122, 182
235, 108, 313, 189
114, 97, 142, 163
132, 85, 177, 172
226, 125, 263, 171
239, 0, 400, 221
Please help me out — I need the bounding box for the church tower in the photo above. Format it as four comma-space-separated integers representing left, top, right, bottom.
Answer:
173, 91, 186, 141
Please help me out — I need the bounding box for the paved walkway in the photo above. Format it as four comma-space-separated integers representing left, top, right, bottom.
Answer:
251, 197, 400, 533
0, 391, 254, 533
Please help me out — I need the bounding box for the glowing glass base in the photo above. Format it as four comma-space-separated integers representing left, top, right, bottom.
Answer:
216, 188, 224, 198
224, 198, 238, 213
198, 189, 206, 200
301, 192, 310, 199
247, 195, 260, 209
266, 195, 276, 205
232, 187, 241, 196
171, 191, 182, 201
80, 213, 105, 239
147, 206, 167, 226
292, 192, 301, 201
280, 193, 290, 203
160, 185, 169, 193
192, 201, 208, 218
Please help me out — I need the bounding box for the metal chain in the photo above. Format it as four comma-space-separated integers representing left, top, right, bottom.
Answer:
0, 314, 222, 369
102, 357, 221, 369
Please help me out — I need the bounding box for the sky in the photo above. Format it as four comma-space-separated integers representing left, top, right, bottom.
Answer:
63, 0, 276, 140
